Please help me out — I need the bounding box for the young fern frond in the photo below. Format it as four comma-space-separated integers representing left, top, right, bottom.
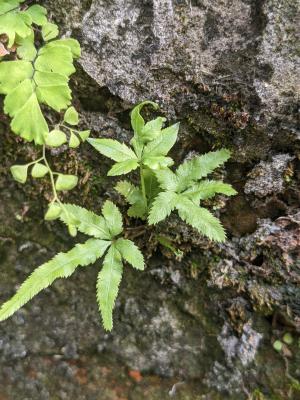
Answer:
148, 191, 178, 225
59, 204, 111, 239
102, 200, 123, 237
147, 148, 236, 242
0, 2, 47, 47
116, 180, 147, 219
183, 180, 237, 203
176, 196, 226, 242
115, 238, 145, 270
96, 245, 123, 331
0, 200, 145, 330
0, 239, 110, 322
0, 39, 80, 144
175, 149, 231, 191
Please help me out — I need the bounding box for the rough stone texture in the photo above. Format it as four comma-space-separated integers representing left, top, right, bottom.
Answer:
0, 0, 300, 399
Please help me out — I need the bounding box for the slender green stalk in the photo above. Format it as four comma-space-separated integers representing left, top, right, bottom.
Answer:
140, 164, 147, 207
42, 145, 58, 202
26, 156, 44, 167
42, 145, 72, 220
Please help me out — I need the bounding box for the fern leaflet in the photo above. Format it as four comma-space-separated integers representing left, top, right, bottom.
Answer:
0, 239, 110, 322
97, 245, 123, 331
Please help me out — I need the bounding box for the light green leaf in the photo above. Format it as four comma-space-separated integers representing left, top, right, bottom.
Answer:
176, 149, 231, 191
16, 34, 37, 61
25, 5, 47, 26
143, 168, 161, 202
154, 168, 178, 191
10, 164, 28, 184
35, 44, 75, 77
115, 180, 142, 205
59, 204, 111, 239
115, 181, 147, 219
0, 238, 109, 322
183, 180, 237, 203
42, 22, 59, 41
8, 85, 49, 144
143, 156, 174, 170
131, 100, 158, 137
31, 163, 49, 178
64, 106, 79, 125
88, 138, 137, 162
143, 123, 179, 157
283, 333, 293, 345
273, 340, 283, 352
0, 60, 32, 94
0, 1, 22, 15
140, 117, 166, 143
35, 71, 72, 112
55, 174, 78, 191
68, 225, 77, 237
148, 191, 178, 225
69, 132, 80, 148
45, 130, 67, 147
108, 159, 139, 176
102, 200, 123, 238
78, 130, 90, 142
176, 196, 226, 242
96, 245, 123, 331
127, 203, 147, 219
44, 203, 62, 221
47, 38, 81, 59
0, 9, 32, 47
115, 238, 144, 270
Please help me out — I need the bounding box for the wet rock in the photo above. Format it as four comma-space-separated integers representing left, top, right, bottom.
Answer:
0, 0, 299, 398
244, 154, 294, 198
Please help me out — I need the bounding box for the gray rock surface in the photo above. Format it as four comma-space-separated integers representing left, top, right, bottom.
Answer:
0, 0, 299, 399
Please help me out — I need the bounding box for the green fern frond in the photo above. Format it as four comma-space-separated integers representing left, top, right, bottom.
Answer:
154, 168, 178, 191
148, 191, 178, 225
108, 159, 139, 176
96, 245, 123, 331
115, 180, 141, 204
87, 138, 137, 162
115, 238, 145, 270
143, 123, 179, 157
131, 100, 158, 138
0, 39, 80, 144
59, 204, 111, 239
0, 239, 110, 322
183, 180, 237, 203
116, 181, 147, 218
0, 2, 47, 48
102, 200, 123, 237
176, 149, 231, 191
176, 196, 226, 242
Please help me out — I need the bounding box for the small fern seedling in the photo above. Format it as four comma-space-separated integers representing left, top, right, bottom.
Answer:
88, 101, 237, 242
0, 201, 144, 331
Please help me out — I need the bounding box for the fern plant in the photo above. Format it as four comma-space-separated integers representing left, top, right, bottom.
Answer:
0, 0, 90, 231
0, 201, 144, 330
88, 102, 237, 242
0, 3, 237, 331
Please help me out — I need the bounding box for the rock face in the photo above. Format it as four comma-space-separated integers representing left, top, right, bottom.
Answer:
0, 0, 299, 399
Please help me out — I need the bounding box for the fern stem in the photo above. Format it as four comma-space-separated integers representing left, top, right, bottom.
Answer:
42, 145, 73, 222
140, 164, 147, 207
42, 145, 58, 202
